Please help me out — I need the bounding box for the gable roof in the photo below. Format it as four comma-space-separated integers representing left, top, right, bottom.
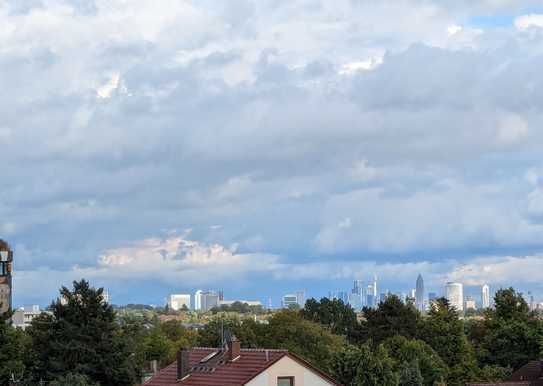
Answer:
144, 347, 341, 386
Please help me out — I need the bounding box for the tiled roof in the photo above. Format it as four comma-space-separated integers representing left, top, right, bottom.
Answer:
144, 348, 289, 386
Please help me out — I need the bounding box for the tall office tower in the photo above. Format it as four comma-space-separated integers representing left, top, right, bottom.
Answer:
373, 274, 378, 298
296, 290, 306, 308
481, 284, 490, 309
446, 282, 464, 312
168, 294, 191, 311
194, 290, 203, 311
416, 274, 424, 311
0, 240, 13, 314
353, 280, 364, 295
367, 284, 375, 307
218, 290, 224, 301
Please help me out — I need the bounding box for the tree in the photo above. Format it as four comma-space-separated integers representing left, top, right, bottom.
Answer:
399, 360, 423, 386
142, 327, 173, 366
197, 315, 263, 349
383, 336, 447, 385
50, 372, 99, 386
362, 295, 420, 344
27, 279, 138, 385
476, 289, 543, 370
331, 343, 399, 386
301, 298, 362, 342
261, 310, 346, 371
0, 310, 30, 384
419, 298, 477, 385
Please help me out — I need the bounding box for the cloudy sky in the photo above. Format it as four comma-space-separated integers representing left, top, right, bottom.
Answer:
3, 0, 543, 306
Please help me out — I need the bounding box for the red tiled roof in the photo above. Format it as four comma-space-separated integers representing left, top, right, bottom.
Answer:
145, 348, 287, 386
144, 348, 340, 386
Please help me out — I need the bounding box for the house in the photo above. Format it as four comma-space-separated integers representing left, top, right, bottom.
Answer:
145, 337, 341, 386
467, 360, 543, 386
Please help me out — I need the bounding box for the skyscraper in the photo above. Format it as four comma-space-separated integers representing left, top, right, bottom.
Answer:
481, 284, 490, 309
416, 274, 424, 311
446, 282, 464, 311
168, 294, 191, 311
0, 240, 13, 314
296, 290, 306, 308
373, 274, 378, 298
194, 290, 203, 311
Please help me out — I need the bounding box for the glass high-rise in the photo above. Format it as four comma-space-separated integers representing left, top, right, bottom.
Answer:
445, 282, 464, 311
416, 274, 424, 311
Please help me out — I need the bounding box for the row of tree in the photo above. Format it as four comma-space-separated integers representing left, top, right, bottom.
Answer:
0, 279, 541, 385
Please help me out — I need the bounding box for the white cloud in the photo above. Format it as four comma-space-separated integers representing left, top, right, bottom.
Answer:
496, 114, 529, 144
514, 14, 543, 30
96, 73, 121, 99
339, 57, 383, 75
447, 24, 463, 36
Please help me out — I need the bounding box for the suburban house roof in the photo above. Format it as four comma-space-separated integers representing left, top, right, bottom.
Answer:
467, 360, 543, 386
144, 347, 341, 386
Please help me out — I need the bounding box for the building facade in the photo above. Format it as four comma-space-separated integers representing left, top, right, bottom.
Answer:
168, 294, 191, 311
416, 274, 424, 311
0, 240, 13, 314
282, 294, 299, 308
482, 284, 490, 309
446, 282, 464, 312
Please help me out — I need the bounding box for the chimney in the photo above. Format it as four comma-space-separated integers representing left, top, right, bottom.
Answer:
177, 349, 190, 381
228, 336, 241, 361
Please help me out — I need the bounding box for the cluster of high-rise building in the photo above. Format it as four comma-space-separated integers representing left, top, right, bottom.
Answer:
326, 273, 495, 313
167, 290, 262, 312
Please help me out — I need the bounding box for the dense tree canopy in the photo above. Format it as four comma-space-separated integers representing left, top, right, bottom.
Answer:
362, 295, 421, 344
301, 298, 362, 342
27, 280, 137, 385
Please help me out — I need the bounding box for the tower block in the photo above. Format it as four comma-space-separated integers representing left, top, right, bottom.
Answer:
0, 239, 13, 314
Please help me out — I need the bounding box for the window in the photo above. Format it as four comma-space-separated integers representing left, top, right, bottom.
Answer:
277, 376, 294, 386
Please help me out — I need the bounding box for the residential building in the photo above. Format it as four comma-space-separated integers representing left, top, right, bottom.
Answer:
0, 240, 13, 314
282, 294, 299, 308
145, 337, 340, 386
446, 282, 464, 312
12, 305, 48, 330
168, 294, 191, 311
467, 359, 543, 385
416, 274, 424, 311
481, 284, 490, 309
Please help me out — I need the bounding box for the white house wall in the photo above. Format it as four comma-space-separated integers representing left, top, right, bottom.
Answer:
245, 356, 335, 386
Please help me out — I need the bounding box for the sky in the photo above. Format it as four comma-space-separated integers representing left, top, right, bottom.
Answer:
3, 0, 543, 307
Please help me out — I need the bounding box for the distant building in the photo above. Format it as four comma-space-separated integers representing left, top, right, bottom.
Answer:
282, 294, 299, 308
328, 291, 348, 304
465, 296, 477, 310
194, 290, 203, 311
12, 305, 49, 330
201, 291, 220, 311
446, 282, 464, 312
416, 274, 424, 311
168, 294, 191, 311
481, 284, 490, 309
0, 240, 13, 314
428, 292, 437, 301
296, 290, 306, 308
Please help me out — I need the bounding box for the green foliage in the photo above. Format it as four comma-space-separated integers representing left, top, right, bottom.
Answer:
261, 310, 346, 371
50, 372, 99, 386
301, 298, 362, 342
211, 301, 264, 314
0, 310, 31, 384
143, 327, 173, 364
420, 298, 478, 385
362, 295, 420, 344
27, 279, 137, 386
476, 288, 543, 370
383, 336, 447, 385
197, 315, 263, 348
331, 343, 399, 386
399, 360, 423, 386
